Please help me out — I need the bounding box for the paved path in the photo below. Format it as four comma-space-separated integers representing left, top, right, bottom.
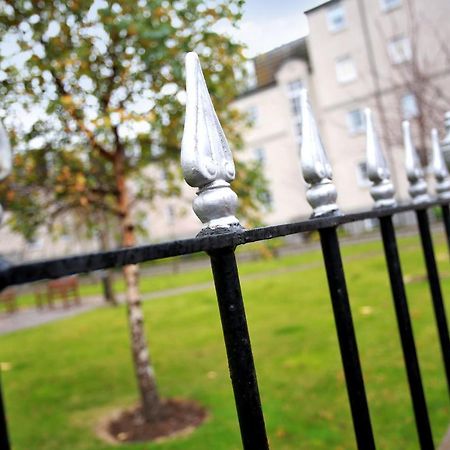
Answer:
0, 257, 326, 335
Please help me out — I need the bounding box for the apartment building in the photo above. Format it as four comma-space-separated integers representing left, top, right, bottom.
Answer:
305, 0, 450, 211
236, 0, 450, 225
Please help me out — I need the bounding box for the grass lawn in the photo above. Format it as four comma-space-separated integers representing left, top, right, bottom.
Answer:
1, 231, 450, 449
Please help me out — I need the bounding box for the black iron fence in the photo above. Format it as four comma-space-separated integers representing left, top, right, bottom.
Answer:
1, 201, 450, 449
1, 53, 450, 450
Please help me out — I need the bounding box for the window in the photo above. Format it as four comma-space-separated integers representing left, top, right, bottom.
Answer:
356, 161, 371, 187
247, 106, 258, 124
286, 79, 303, 145
166, 205, 175, 225
258, 190, 273, 209
380, 0, 401, 12
327, 3, 346, 32
347, 109, 365, 134
388, 36, 412, 64
401, 92, 419, 119
253, 148, 266, 165
335, 56, 357, 83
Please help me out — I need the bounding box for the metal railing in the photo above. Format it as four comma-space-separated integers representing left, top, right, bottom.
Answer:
1, 52, 450, 449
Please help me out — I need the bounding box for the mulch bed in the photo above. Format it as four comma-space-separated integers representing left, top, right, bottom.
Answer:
105, 398, 208, 443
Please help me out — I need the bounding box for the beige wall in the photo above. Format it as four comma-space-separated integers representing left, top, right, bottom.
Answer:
233, 59, 313, 223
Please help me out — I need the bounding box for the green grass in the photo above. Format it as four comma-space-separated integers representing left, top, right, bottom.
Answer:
1, 231, 450, 449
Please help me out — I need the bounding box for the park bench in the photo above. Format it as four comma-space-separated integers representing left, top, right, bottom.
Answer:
39, 276, 81, 309
0, 288, 17, 314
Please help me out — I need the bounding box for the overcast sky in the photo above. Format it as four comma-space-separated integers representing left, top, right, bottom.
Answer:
234, 0, 326, 57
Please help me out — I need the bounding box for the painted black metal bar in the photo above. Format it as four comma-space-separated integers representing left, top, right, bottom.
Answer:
319, 226, 376, 450
0, 376, 10, 450
2, 200, 450, 290
441, 204, 450, 256
416, 208, 450, 393
208, 246, 269, 450
379, 215, 434, 449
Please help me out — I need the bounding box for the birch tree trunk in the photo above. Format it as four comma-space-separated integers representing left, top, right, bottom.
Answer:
98, 216, 117, 306
115, 145, 161, 423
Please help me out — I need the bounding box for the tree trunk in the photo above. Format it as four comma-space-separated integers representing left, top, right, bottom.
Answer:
97, 218, 118, 306
100, 269, 117, 305
114, 146, 161, 423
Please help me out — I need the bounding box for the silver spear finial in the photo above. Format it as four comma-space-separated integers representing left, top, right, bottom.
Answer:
0, 122, 12, 181
0, 121, 12, 224
181, 52, 240, 232
365, 108, 396, 208
441, 112, 450, 166
403, 120, 429, 204
300, 89, 338, 217
431, 127, 450, 199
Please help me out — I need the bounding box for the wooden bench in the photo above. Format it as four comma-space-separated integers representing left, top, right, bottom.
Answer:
35, 276, 81, 309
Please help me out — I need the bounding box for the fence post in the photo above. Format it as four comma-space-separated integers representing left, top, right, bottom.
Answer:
0, 122, 12, 450
404, 120, 450, 394
300, 90, 375, 450
366, 109, 434, 449
181, 52, 269, 450
431, 127, 450, 254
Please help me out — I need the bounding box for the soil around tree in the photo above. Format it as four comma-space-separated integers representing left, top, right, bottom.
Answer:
99, 398, 208, 444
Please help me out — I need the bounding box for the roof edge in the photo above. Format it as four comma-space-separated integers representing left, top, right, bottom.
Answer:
304, 0, 338, 14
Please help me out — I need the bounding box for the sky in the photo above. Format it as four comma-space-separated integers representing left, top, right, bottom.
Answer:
233, 0, 326, 57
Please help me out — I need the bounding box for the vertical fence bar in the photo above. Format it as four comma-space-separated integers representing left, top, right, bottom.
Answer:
404, 121, 450, 394
380, 215, 434, 449
301, 92, 375, 449
209, 246, 269, 449
365, 109, 434, 449
181, 52, 268, 448
0, 122, 12, 450
0, 375, 10, 450
319, 226, 376, 450
441, 204, 450, 254
416, 208, 450, 393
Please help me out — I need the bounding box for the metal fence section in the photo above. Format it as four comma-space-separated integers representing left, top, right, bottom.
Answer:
1, 52, 450, 450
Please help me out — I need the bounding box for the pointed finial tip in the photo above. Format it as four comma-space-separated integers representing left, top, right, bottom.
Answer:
403, 119, 429, 203
186, 51, 199, 64
432, 125, 450, 199
300, 88, 308, 106
0, 121, 11, 181
300, 88, 338, 216
185, 52, 200, 77
365, 108, 396, 208
181, 50, 240, 231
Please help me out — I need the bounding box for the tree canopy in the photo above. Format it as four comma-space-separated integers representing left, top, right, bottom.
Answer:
0, 0, 265, 241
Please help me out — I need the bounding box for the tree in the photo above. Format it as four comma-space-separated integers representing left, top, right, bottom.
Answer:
373, 0, 450, 166
0, 0, 265, 423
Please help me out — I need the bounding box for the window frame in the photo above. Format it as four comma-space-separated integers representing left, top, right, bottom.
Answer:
346, 108, 365, 134
356, 161, 371, 187
380, 0, 401, 12
401, 92, 419, 119
335, 55, 357, 84
326, 3, 347, 33
388, 35, 412, 64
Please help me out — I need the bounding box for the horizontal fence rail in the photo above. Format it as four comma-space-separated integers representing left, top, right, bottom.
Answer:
0, 200, 447, 289
0, 200, 448, 289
